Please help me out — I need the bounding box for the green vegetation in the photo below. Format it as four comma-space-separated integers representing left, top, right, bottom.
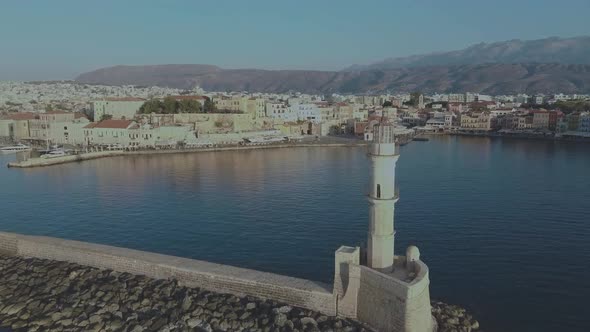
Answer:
139, 97, 202, 114
403, 92, 422, 107
329, 125, 343, 135
382, 101, 393, 107
203, 99, 216, 113
99, 114, 113, 121
551, 100, 590, 114
520, 100, 590, 114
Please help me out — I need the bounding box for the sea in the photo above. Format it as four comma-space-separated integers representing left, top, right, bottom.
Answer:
1, 135, 589, 332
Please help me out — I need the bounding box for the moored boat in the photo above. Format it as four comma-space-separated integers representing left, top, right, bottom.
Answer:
0, 143, 32, 154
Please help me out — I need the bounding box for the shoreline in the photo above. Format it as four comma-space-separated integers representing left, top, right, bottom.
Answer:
448, 131, 590, 142
6, 141, 367, 169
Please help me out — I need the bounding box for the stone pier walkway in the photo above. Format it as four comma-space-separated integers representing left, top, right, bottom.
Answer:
0, 257, 370, 332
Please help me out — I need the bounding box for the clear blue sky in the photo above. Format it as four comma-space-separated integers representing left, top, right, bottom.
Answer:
1, 0, 589, 80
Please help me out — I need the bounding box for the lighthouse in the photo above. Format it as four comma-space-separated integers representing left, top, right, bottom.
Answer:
333, 119, 434, 331
366, 121, 399, 272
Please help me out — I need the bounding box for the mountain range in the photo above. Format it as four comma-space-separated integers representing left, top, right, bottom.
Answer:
76, 36, 590, 95
345, 36, 590, 71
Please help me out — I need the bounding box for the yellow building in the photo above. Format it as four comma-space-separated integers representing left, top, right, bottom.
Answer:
460, 112, 492, 130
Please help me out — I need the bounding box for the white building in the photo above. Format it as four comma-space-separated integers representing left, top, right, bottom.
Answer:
91, 98, 145, 121
266, 102, 297, 122
292, 104, 322, 123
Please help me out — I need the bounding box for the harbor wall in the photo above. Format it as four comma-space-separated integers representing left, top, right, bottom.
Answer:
7, 142, 366, 168
0, 231, 336, 316
0, 232, 436, 332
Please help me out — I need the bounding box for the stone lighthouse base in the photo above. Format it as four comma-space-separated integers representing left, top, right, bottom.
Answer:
334, 246, 436, 332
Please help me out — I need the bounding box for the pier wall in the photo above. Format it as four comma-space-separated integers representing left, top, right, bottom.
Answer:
0, 232, 336, 316
1, 232, 435, 331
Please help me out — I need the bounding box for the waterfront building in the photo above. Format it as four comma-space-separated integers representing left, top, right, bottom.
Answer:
83, 119, 137, 147
46, 117, 91, 146
0, 112, 36, 140
517, 114, 534, 129
426, 117, 446, 128
460, 112, 492, 131
28, 111, 77, 141
293, 104, 322, 123
579, 112, 590, 132
444, 112, 458, 128
266, 101, 295, 121
532, 110, 550, 129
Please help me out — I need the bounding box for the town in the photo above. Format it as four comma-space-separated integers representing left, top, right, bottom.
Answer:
1, 81, 589, 154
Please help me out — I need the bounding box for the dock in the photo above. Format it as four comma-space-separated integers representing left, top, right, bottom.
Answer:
6, 151, 124, 168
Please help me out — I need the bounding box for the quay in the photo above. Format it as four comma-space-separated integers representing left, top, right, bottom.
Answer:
6, 140, 366, 169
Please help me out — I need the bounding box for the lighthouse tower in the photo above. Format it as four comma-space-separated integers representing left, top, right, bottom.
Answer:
333, 119, 434, 331
367, 121, 399, 272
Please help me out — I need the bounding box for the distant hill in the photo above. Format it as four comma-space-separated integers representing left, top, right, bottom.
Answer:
76, 63, 590, 95
345, 36, 590, 71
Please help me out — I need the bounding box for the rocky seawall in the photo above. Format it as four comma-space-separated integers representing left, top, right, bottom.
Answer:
0, 256, 481, 332
430, 302, 481, 332
0, 257, 370, 332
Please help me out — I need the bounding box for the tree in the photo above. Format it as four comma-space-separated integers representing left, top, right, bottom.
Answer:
163, 97, 178, 114
178, 99, 202, 113
382, 101, 393, 107
99, 114, 112, 121
139, 100, 164, 114
203, 99, 216, 113
45, 104, 54, 112
329, 125, 342, 136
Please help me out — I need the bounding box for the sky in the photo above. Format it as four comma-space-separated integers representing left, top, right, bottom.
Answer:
1, 0, 589, 81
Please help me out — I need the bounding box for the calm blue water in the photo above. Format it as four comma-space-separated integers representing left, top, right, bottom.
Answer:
1, 136, 589, 332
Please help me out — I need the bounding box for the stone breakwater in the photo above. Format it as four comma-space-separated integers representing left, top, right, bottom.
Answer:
0, 256, 481, 332
430, 302, 480, 332
0, 257, 371, 332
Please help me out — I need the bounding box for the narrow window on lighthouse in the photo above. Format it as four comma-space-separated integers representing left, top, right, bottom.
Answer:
377, 184, 381, 198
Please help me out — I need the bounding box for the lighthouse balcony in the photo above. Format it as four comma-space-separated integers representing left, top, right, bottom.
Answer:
368, 143, 398, 157
367, 189, 399, 202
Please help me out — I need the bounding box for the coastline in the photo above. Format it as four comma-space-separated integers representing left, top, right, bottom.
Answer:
448, 131, 590, 142
6, 141, 367, 169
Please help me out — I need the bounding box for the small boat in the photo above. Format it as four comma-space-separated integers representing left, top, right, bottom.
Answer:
412, 137, 430, 142
41, 148, 69, 159
0, 143, 32, 154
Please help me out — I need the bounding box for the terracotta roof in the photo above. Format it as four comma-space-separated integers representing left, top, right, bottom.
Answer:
43, 111, 71, 115
1, 112, 37, 120
103, 97, 145, 102
74, 112, 88, 119
170, 95, 208, 100
85, 119, 134, 129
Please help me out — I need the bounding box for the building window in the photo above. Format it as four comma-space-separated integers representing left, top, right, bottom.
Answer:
377, 184, 381, 198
